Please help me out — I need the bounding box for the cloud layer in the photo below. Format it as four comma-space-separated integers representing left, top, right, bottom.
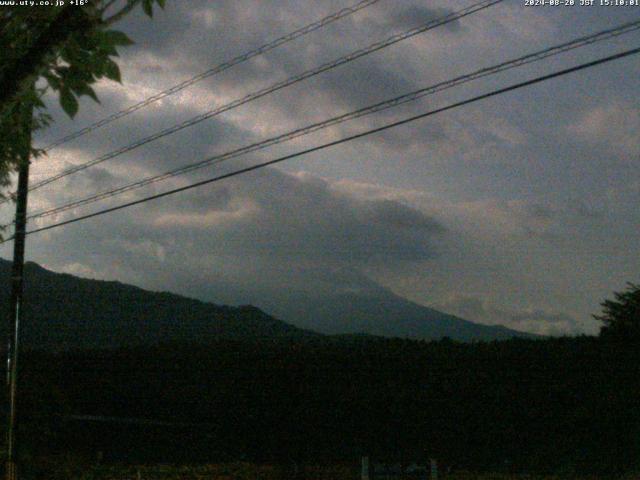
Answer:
2, 0, 639, 336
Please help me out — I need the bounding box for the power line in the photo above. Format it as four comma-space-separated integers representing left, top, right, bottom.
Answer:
29, 0, 501, 191
22, 19, 640, 223
40, 0, 383, 151
24, 0, 503, 195
3, 45, 636, 243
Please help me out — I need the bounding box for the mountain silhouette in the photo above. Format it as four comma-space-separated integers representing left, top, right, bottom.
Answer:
0, 259, 535, 349
0, 259, 316, 350
262, 286, 538, 341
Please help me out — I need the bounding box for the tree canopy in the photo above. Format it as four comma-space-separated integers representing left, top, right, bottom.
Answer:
594, 282, 640, 340
0, 0, 165, 200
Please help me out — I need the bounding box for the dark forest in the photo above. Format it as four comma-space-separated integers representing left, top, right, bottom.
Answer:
9, 334, 640, 476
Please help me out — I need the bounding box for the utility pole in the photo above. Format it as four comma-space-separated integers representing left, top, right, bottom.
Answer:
5, 102, 32, 480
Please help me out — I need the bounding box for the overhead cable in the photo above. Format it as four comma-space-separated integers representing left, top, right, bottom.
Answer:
24, 19, 640, 223
40, 0, 384, 151
5, 45, 637, 243
25, 0, 503, 194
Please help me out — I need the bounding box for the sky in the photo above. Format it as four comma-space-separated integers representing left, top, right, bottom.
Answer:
2, 0, 639, 336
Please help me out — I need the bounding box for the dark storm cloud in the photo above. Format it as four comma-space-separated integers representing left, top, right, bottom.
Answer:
24, 166, 446, 306
110, 0, 462, 123
32, 0, 463, 200
9, 0, 638, 338
38, 88, 252, 166
362, 198, 443, 231
315, 60, 417, 112
390, 5, 462, 33
28, 0, 475, 208
143, 167, 447, 264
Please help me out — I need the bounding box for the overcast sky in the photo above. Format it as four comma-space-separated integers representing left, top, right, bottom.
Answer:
2, 0, 639, 335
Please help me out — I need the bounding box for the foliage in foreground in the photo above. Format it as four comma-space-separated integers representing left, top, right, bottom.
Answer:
0, 0, 166, 201
594, 282, 640, 339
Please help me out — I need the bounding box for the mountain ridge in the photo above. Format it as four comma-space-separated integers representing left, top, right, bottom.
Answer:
261, 288, 539, 341
0, 259, 317, 350
0, 258, 536, 349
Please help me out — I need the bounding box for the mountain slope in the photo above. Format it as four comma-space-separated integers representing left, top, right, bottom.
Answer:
0, 259, 317, 350
0, 258, 534, 348
263, 287, 538, 341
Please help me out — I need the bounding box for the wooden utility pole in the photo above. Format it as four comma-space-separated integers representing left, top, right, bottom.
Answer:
5, 102, 32, 480
361, 456, 369, 480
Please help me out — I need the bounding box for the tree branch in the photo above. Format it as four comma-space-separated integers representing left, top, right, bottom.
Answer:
103, 0, 142, 26
100, 0, 121, 16
0, 7, 94, 113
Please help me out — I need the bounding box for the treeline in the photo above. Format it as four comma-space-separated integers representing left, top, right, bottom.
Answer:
8, 335, 640, 475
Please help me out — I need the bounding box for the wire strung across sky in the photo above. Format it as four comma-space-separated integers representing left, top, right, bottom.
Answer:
19, 18, 640, 224
1, 45, 636, 245
22, 0, 503, 196
40, 0, 384, 152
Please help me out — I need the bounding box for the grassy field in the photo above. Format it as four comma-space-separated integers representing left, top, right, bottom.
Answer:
35, 461, 355, 480
35, 462, 638, 480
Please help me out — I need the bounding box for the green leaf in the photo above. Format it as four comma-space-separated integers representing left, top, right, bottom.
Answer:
62, 66, 92, 91
60, 88, 79, 118
156, 0, 166, 8
77, 84, 100, 104
103, 30, 134, 47
42, 71, 61, 91
142, 0, 153, 17
103, 59, 122, 83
